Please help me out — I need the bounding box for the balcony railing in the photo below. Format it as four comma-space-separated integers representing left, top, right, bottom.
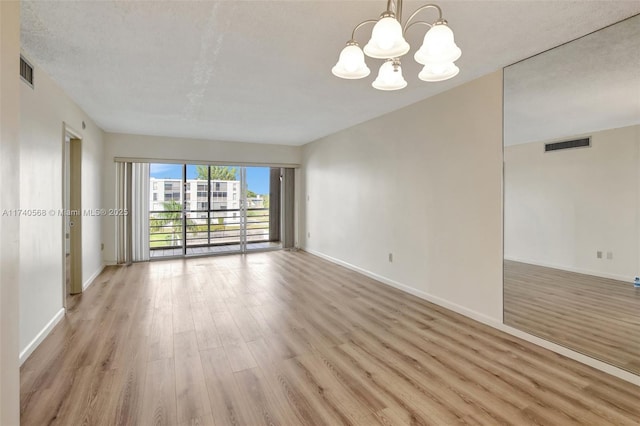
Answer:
150, 208, 270, 250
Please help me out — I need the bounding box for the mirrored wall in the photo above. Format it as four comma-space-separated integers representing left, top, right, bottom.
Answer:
503, 15, 640, 374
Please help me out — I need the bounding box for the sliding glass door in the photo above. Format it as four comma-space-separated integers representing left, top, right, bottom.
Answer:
245, 166, 278, 252
149, 164, 282, 258
149, 164, 183, 257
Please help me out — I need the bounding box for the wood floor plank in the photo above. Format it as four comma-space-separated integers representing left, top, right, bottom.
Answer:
199, 347, 255, 426
191, 303, 222, 351
230, 306, 263, 343
103, 334, 150, 426
76, 367, 119, 426
140, 358, 177, 426
294, 353, 378, 423
213, 311, 245, 346
20, 365, 94, 426
172, 299, 195, 335
174, 328, 198, 355
232, 367, 289, 425
223, 341, 258, 373
147, 310, 174, 361
279, 356, 357, 425
19, 251, 640, 426
174, 354, 212, 424
177, 414, 215, 426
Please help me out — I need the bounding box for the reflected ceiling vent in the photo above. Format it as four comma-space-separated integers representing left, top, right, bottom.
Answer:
544, 137, 590, 152
20, 55, 34, 88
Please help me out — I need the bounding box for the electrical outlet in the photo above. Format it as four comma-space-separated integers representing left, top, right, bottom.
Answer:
101, 243, 104, 251
388, 253, 393, 262
607, 251, 613, 260
597, 251, 602, 259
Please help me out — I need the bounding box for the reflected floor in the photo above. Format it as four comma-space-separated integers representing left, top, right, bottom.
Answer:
150, 241, 282, 258
504, 260, 640, 374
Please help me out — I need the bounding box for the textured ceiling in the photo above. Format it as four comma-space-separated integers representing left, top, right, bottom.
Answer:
21, 1, 640, 146
505, 14, 640, 146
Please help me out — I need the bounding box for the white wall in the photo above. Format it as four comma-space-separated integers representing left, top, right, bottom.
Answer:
301, 71, 504, 323
101, 132, 301, 264
19, 58, 105, 361
0, 2, 21, 423
505, 125, 640, 281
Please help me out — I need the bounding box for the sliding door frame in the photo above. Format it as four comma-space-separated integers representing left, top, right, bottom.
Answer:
149, 163, 288, 259
239, 167, 248, 253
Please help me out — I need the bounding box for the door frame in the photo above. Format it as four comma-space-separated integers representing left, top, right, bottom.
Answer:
62, 123, 83, 306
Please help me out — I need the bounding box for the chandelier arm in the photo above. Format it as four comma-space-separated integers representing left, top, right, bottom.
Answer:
403, 21, 433, 36
402, 4, 443, 32
393, 0, 403, 21
386, 0, 394, 13
384, 0, 404, 20
350, 19, 378, 41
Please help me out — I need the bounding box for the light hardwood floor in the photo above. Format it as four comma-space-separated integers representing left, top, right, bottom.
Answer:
504, 260, 640, 374
21, 252, 640, 425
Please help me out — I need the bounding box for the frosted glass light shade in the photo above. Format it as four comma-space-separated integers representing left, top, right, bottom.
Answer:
332, 44, 370, 79
364, 17, 410, 59
414, 22, 461, 65
418, 62, 459, 82
372, 60, 407, 91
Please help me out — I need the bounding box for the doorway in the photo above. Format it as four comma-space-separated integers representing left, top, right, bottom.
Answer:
63, 128, 82, 304
149, 164, 284, 258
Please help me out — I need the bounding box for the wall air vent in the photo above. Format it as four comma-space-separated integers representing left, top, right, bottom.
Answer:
544, 137, 590, 152
20, 56, 34, 88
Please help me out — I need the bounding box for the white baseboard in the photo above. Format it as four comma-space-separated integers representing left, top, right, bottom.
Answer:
304, 248, 499, 326
19, 264, 105, 366
303, 248, 640, 386
19, 308, 65, 366
83, 263, 105, 291
505, 256, 635, 283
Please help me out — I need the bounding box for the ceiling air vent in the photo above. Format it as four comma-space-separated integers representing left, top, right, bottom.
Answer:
544, 137, 590, 152
20, 56, 34, 88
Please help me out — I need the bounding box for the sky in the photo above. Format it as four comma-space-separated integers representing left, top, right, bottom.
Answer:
149, 163, 270, 194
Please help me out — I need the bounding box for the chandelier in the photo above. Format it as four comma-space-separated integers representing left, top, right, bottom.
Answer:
332, 0, 461, 91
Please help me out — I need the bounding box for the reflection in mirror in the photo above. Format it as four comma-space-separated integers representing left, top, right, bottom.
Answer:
503, 15, 640, 374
